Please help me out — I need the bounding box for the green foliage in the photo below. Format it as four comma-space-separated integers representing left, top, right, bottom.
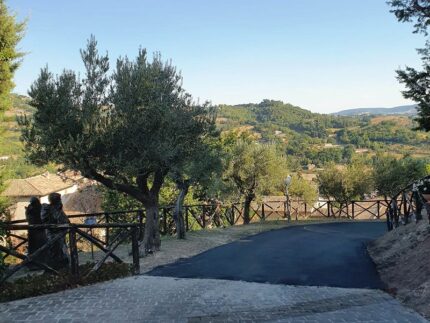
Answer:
224, 141, 289, 201
397, 42, 430, 131
372, 154, 429, 198
0, 262, 131, 302
0, 0, 26, 112
388, 0, 430, 131
289, 174, 318, 205
219, 100, 359, 141
100, 179, 200, 211
317, 159, 374, 204
388, 0, 430, 35
20, 36, 217, 251
19, 36, 215, 206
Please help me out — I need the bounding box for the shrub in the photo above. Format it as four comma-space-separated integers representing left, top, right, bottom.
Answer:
0, 262, 131, 302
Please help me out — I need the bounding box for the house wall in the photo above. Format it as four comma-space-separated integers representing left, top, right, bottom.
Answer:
9, 184, 79, 222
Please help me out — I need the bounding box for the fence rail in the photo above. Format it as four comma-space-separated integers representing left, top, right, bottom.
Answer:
0, 223, 140, 285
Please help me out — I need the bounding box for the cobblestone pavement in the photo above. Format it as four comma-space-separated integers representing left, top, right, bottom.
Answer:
0, 276, 427, 322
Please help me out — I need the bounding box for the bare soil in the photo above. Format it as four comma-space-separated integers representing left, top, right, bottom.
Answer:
368, 219, 430, 319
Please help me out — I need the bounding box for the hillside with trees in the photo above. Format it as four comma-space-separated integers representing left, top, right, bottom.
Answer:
218, 100, 430, 168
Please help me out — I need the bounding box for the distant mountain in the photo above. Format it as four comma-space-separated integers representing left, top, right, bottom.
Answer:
333, 104, 417, 116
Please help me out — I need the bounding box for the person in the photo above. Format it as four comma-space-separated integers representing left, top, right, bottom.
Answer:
41, 193, 70, 270
25, 197, 47, 270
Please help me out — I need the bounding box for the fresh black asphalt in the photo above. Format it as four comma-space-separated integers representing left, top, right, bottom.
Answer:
147, 222, 387, 289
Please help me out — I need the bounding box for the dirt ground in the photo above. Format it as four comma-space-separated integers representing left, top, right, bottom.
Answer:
368, 218, 430, 319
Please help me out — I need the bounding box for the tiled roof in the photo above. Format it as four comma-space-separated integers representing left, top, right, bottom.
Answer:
2, 173, 76, 197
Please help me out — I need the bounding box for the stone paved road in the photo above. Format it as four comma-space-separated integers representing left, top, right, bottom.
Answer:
0, 276, 427, 322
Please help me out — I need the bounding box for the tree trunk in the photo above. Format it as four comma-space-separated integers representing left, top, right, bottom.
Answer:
142, 191, 161, 254
243, 194, 254, 225
143, 204, 160, 254
173, 182, 189, 239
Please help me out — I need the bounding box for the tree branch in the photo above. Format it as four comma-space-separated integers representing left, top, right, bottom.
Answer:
150, 168, 167, 194
84, 167, 147, 203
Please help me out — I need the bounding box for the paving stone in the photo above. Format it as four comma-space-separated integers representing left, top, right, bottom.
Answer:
0, 276, 427, 322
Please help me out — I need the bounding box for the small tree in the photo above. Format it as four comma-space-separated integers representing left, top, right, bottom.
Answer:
372, 155, 429, 201
170, 140, 222, 239
20, 37, 215, 253
289, 174, 318, 206
0, 0, 26, 112
224, 141, 288, 224
317, 160, 373, 215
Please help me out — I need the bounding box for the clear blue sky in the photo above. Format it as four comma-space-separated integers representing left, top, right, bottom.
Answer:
8, 0, 427, 113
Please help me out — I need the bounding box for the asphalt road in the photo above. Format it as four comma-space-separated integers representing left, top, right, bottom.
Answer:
147, 222, 387, 289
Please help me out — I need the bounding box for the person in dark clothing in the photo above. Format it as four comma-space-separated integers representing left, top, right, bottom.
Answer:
25, 197, 47, 270
41, 193, 70, 270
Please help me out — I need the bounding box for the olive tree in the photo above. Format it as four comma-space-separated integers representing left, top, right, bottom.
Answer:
169, 140, 222, 239
224, 141, 288, 224
20, 36, 215, 253
317, 160, 373, 213
372, 154, 429, 201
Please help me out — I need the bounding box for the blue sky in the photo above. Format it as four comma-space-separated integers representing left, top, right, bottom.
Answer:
8, 0, 427, 113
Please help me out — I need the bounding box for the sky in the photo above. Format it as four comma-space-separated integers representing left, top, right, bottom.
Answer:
8, 0, 428, 113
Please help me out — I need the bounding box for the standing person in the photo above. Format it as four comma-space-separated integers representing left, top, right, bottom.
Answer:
25, 197, 47, 270
41, 193, 70, 270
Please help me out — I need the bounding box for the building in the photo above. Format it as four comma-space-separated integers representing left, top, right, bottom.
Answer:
2, 172, 80, 222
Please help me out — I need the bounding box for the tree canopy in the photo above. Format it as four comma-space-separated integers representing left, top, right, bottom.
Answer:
389, 0, 430, 131
20, 36, 216, 252
388, 0, 430, 34
317, 159, 373, 206
0, 0, 26, 112
372, 154, 429, 199
223, 140, 288, 223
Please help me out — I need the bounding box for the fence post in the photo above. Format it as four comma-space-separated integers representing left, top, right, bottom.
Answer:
304, 203, 307, 217
261, 203, 265, 221
351, 201, 355, 219
105, 213, 110, 246
69, 226, 79, 281
327, 201, 331, 217
185, 206, 189, 231
163, 208, 167, 234
137, 210, 144, 241
230, 205, 235, 225
377, 201, 380, 219
131, 226, 140, 275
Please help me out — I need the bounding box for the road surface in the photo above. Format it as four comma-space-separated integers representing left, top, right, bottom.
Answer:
147, 222, 386, 289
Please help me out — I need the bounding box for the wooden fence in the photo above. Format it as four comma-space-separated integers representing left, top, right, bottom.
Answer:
0, 222, 140, 285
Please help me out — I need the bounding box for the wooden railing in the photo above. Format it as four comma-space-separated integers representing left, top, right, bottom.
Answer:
386, 176, 430, 231
0, 222, 140, 285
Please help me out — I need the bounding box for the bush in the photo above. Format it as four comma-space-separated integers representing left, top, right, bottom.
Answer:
0, 262, 131, 302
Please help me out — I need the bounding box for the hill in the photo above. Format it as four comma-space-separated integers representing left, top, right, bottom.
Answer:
3, 96, 429, 177
218, 100, 430, 167
333, 104, 417, 116
0, 94, 55, 180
